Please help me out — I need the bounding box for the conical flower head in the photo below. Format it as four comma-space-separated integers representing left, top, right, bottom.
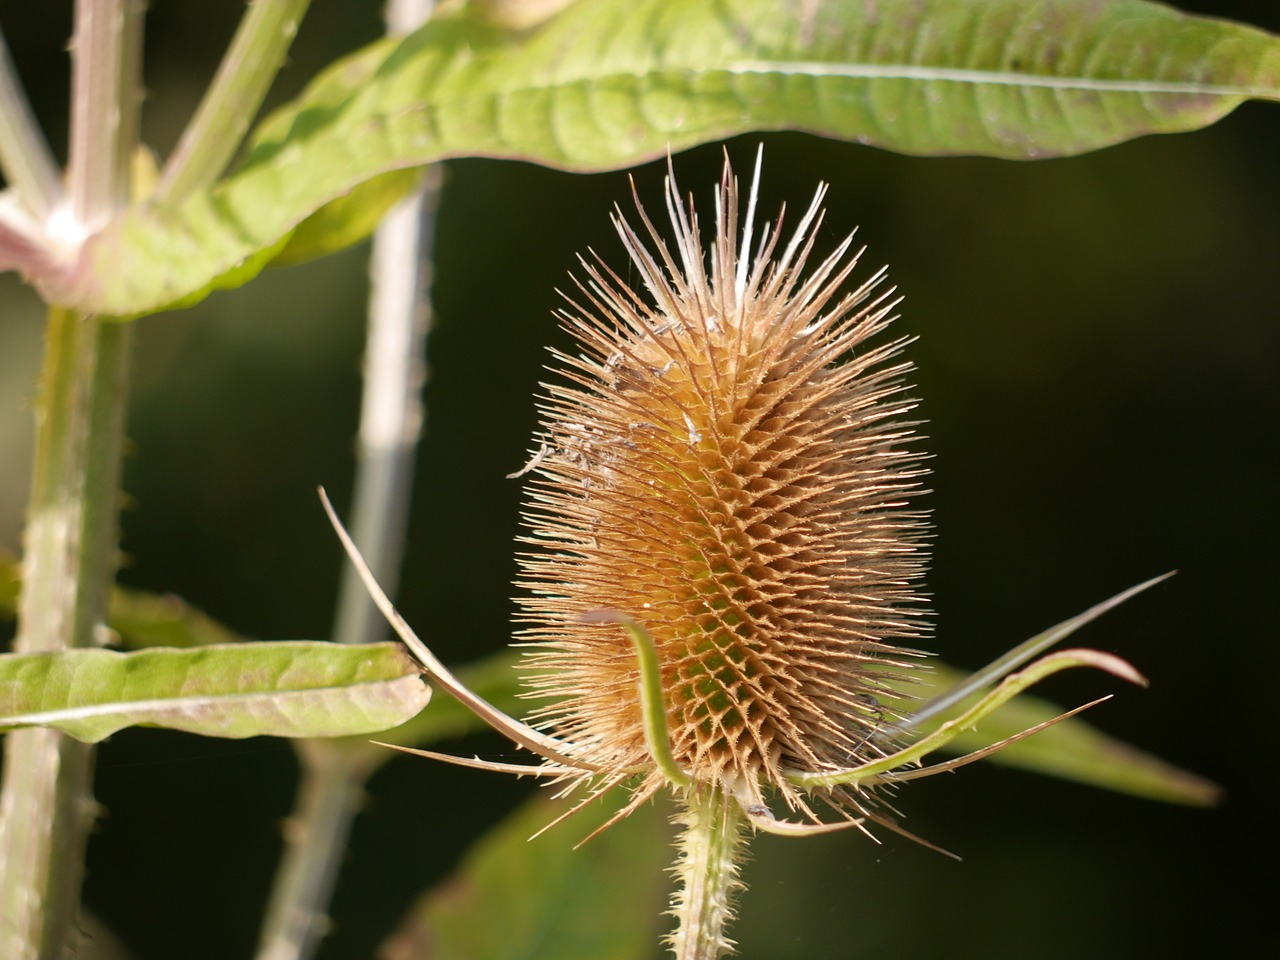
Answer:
516, 157, 930, 812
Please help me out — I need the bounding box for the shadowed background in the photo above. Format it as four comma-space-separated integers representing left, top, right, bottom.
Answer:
0, 2, 1276, 958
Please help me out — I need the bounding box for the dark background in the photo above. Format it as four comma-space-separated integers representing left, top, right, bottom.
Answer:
0, 2, 1276, 958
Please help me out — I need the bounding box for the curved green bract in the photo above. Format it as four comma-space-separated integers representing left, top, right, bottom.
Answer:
789, 647, 1144, 790
0, 641, 429, 742
50, 0, 1277, 317
884, 662, 1222, 806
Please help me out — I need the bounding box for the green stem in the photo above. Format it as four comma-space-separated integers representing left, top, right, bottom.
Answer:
0, 310, 132, 960
0, 23, 63, 220
255, 4, 437, 956
253, 741, 373, 960
66, 0, 143, 228
0, 3, 140, 957
156, 0, 312, 204
668, 787, 748, 960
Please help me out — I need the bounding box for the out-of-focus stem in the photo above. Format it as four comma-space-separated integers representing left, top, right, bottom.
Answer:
332, 171, 437, 646
255, 3, 438, 957
156, 0, 312, 204
0, 4, 141, 958
0, 23, 64, 221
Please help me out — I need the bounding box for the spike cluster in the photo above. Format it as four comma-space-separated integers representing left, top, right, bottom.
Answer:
515, 157, 930, 818
324, 152, 1156, 960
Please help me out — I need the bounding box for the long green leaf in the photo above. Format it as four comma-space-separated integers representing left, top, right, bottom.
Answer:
0, 642, 429, 742
43, 0, 1276, 316
381, 789, 669, 960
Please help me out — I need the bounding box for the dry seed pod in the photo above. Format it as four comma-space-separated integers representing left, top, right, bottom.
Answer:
323, 153, 1160, 960
515, 153, 931, 820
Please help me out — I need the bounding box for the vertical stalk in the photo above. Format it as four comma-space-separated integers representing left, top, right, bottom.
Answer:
668, 788, 748, 960
255, 4, 437, 958
0, 3, 141, 958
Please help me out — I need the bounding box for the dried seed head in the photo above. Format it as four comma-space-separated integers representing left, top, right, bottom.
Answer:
515, 156, 930, 814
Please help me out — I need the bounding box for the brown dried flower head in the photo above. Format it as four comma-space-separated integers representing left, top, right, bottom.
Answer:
324, 153, 1151, 856
323, 150, 1159, 960
514, 154, 930, 822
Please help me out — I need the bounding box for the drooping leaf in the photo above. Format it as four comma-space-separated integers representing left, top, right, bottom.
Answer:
0, 642, 429, 742
37, 0, 1275, 316
885, 662, 1221, 806
380, 789, 669, 960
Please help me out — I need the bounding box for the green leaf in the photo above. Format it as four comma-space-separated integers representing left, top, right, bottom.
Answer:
381, 789, 669, 960
2, 554, 246, 648
269, 168, 422, 266
355, 647, 523, 746
888, 662, 1222, 807
0, 642, 429, 742
107, 584, 250, 648
49, 0, 1276, 316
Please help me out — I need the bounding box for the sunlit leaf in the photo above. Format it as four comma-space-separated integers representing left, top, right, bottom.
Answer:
381, 789, 669, 960
39, 0, 1275, 315
0, 642, 429, 742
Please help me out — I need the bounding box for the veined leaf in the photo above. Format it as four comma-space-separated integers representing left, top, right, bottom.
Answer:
0, 642, 429, 742
381, 789, 669, 960
39, 0, 1275, 316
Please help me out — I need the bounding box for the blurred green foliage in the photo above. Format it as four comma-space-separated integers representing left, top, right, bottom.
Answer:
0, 2, 1276, 959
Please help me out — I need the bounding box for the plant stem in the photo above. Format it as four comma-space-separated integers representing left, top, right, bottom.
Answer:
156, 0, 312, 204
0, 3, 140, 957
0, 23, 64, 221
255, 168, 439, 960
255, 3, 438, 955
66, 0, 143, 230
331, 169, 437, 647
668, 787, 748, 960
0, 309, 133, 959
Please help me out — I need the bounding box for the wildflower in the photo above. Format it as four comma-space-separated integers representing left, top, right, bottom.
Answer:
323, 151, 1154, 959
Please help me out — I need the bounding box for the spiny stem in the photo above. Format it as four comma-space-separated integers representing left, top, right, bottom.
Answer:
0, 308, 132, 959
668, 787, 748, 960
0, 2, 140, 957
156, 0, 312, 204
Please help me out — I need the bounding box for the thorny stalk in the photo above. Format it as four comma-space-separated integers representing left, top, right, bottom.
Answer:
0, 2, 142, 957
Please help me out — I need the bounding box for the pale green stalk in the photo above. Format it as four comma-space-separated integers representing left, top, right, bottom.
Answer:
255, 3, 437, 957
668, 788, 749, 960
156, 0, 313, 204
0, 24, 63, 221
0, 4, 141, 955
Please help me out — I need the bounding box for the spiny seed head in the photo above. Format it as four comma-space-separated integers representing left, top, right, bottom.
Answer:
515, 156, 930, 815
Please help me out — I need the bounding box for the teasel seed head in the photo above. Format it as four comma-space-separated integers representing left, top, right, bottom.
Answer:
515, 153, 931, 819
322, 150, 1158, 960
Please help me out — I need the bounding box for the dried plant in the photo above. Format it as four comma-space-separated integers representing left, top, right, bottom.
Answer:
324, 153, 1158, 959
